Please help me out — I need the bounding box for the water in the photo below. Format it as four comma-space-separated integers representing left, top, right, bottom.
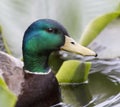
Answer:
60, 58, 120, 107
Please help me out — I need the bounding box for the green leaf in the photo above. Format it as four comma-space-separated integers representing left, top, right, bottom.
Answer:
80, 11, 120, 46
56, 60, 91, 83
0, 77, 17, 107
0, 77, 8, 88
0, 26, 2, 34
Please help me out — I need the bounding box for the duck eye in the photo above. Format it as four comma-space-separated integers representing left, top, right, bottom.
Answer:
46, 28, 54, 33
46, 28, 58, 34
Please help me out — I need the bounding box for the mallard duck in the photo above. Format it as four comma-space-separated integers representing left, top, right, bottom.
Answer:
0, 19, 96, 107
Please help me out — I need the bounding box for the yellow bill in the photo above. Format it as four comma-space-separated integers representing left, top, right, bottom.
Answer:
61, 36, 97, 56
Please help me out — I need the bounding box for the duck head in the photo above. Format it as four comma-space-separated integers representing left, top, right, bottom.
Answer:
23, 19, 96, 73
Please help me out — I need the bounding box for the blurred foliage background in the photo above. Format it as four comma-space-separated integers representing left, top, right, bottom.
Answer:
0, 0, 120, 58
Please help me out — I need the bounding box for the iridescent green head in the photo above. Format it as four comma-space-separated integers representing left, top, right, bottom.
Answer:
23, 19, 68, 55
23, 19, 96, 73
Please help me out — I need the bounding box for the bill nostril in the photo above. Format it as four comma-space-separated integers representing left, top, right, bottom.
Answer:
71, 42, 75, 45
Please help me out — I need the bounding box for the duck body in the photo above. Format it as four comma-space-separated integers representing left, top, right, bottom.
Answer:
16, 71, 61, 107
0, 19, 96, 107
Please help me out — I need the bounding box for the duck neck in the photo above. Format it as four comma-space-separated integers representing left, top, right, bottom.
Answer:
23, 53, 50, 73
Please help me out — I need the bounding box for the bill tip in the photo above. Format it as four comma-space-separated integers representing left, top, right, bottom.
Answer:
95, 53, 98, 57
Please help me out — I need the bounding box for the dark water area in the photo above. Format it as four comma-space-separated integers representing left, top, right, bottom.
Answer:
57, 58, 120, 107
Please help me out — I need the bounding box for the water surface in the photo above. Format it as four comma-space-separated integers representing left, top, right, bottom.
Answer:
60, 58, 120, 107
